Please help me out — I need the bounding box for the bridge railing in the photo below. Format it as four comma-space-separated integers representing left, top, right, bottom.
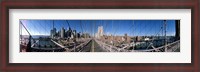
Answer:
95, 39, 180, 52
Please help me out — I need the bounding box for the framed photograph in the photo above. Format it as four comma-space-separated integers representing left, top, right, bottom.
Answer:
0, 0, 199, 72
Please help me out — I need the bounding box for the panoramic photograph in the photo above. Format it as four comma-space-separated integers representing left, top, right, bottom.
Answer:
19, 20, 180, 52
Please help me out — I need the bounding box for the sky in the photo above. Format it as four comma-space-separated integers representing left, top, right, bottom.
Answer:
20, 20, 176, 36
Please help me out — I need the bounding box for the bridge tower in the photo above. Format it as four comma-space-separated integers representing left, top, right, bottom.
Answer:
175, 20, 180, 40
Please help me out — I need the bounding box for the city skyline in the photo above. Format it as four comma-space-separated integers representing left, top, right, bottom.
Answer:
20, 20, 176, 36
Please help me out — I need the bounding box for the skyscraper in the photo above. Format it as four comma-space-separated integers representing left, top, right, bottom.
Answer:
50, 28, 56, 38
61, 27, 65, 38
73, 30, 77, 38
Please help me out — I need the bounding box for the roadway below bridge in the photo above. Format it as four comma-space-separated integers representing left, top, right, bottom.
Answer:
80, 39, 107, 52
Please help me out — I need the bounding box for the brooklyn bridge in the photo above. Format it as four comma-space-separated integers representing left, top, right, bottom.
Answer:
20, 20, 180, 52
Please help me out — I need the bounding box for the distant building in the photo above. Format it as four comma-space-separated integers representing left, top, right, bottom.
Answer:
124, 33, 128, 42
50, 28, 56, 38
144, 38, 150, 41
57, 31, 60, 37
61, 27, 65, 38
67, 27, 73, 38
77, 32, 81, 38
95, 33, 98, 38
72, 30, 77, 38
96, 26, 103, 38
136, 36, 143, 42
82, 33, 90, 38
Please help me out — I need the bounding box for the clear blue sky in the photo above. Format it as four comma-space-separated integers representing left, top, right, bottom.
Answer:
20, 20, 176, 36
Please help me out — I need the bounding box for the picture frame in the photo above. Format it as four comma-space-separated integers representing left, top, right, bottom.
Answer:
0, 0, 199, 72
